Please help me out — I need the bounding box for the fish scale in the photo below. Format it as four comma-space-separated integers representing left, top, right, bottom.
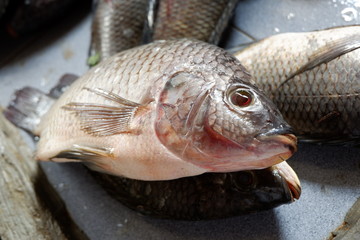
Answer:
152, 0, 238, 44
234, 26, 360, 142
88, 0, 149, 64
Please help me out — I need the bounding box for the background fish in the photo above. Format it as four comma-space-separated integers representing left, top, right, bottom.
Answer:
88, 0, 149, 65
234, 26, 360, 143
90, 161, 300, 220
88, 0, 238, 65
152, 0, 238, 44
5, 39, 296, 181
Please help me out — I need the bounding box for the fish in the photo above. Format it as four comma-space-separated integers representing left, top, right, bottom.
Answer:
5, 39, 297, 181
88, 0, 150, 66
88, 0, 238, 65
233, 26, 360, 143
152, 0, 238, 45
90, 161, 301, 220
4, 73, 301, 220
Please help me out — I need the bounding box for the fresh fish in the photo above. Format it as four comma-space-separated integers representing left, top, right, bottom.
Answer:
152, 0, 238, 44
4, 73, 301, 220
90, 161, 301, 220
5, 39, 297, 181
233, 26, 360, 143
88, 0, 150, 66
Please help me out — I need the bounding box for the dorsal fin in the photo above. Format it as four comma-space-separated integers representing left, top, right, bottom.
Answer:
280, 34, 360, 87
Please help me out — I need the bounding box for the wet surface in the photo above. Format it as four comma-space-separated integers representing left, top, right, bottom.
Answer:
0, 0, 360, 239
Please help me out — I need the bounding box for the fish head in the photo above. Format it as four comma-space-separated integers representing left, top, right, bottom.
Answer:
155, 42, 296, 173
156, 71, 297, 173
228, 162, 301, 216
199, 80, 297, 171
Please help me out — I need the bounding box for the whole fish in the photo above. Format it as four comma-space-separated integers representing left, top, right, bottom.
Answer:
90, 161, 300, 220
234, 26, 360, 143
5, 72, 301, 220
152, 0, 238, 44
88, 0, 149, 65
5, 39, 297, 181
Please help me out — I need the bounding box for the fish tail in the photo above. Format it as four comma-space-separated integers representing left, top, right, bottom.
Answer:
3, 74, 78, 135
3, 87, 55, 136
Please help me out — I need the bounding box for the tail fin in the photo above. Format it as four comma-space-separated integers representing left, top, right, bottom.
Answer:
3, 87, 55, 135
3, 73, 78, 135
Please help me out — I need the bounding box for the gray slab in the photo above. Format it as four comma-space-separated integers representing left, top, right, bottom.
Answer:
0, 1, 360, 240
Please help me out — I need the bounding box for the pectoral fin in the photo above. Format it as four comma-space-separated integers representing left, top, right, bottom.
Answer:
62, 88, 147, 136
53, 144, 115, 174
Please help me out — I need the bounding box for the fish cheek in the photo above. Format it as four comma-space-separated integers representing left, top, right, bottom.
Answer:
154, 72, 211, 162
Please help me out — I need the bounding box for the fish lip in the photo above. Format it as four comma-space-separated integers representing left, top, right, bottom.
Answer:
273, 162, 301, 201
257, 133, 298, 154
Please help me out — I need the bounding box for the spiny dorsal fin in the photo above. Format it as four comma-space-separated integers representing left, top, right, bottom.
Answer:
62, 88, 143, 137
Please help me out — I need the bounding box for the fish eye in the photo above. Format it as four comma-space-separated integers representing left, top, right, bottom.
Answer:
229, 89, 253, 108
233, 171, 255, 190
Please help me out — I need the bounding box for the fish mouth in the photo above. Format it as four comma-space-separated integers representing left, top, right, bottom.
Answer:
258, 132, 298, 155
273, 162, 301, 201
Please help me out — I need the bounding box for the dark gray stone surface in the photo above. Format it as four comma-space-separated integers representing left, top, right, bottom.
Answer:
1, 0, 360, 239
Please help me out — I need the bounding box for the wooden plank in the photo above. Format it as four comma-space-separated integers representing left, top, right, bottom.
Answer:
0, 111, 67, 240
328, 198, 360, 240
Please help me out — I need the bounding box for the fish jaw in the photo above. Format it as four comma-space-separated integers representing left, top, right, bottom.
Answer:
272, 161, 301, 200
182, 123, 298, 172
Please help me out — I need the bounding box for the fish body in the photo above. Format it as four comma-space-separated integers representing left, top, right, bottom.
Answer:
88, 0, 149, 65
234, 26, 360, 142
5, 71, 301, 219
152, 0, 238, 44
33, 39, 296, 180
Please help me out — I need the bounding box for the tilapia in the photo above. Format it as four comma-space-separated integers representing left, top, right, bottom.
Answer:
5, 72, 300, 220
88, 0, 149, 65
233, 26, 360, 143
88, 0, 238, 65
90, 161, 300, 220
5, 39, 297, 181
152, 0, 238, 44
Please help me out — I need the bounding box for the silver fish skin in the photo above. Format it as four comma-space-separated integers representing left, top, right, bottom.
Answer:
88, 0, 149, 65
35, 39, 296, 181
234, 26, 360, 143
4, 74, 301, 219
152, 0, 238, 45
